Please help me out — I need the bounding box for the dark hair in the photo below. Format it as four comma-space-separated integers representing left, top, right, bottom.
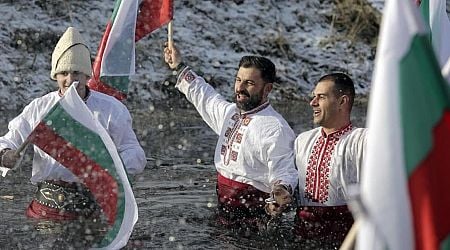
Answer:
238, 55, 276, 83
317, 72, 355, 108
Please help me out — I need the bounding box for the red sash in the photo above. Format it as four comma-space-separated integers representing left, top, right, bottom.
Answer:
26, 200, 80, 220
216, 173, 269, 210
294, 205, 354, 243
215, 173, 270, 228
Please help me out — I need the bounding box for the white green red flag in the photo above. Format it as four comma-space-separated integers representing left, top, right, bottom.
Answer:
88, 0, 173, 100
28, 84, 138, 249
355, 0, 450, 249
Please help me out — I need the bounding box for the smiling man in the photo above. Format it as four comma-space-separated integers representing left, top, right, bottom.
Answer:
292, 73, 367, 246
0, 27, 145, 221
164, 44, 298, 228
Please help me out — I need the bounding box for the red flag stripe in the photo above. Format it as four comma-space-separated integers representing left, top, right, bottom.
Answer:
30, 122, 119, 225
88, 77, 127, 101
408, 111, 450, 250
91, 22, 112, 82
135, 0, 173, 41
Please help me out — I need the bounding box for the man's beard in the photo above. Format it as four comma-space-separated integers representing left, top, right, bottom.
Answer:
235, 90, 264, 111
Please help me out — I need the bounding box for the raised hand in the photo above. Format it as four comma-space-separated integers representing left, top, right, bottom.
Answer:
163, 42, 182, 69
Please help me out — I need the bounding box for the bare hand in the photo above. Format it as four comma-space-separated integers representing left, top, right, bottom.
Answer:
163, 42, 182, 69
265, 184, 293, 217
1, 149, 20, 169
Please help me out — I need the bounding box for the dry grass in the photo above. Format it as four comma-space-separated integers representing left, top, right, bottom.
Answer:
327, 0, 381, 47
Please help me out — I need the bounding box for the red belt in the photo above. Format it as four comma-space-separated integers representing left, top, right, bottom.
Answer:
216, 173, 269, 209
215, 173, 270, 226
294, 205, 354, 242
296, 205, 351, 221
217, 172, 253, 189
27, 200, 80, 220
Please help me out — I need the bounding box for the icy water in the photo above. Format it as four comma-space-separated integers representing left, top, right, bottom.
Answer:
0, 99, 366, 249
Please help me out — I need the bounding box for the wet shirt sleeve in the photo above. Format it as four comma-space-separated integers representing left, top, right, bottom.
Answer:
263, 123, 298, 191
0, 98, 48, 151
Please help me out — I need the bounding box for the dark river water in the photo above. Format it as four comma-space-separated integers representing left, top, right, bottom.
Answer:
0, 99, 367, 249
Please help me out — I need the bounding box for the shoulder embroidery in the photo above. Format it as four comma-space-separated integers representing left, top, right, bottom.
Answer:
183, 70, 196, 83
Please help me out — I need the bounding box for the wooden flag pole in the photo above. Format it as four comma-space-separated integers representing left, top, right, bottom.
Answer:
10, 138, 30, 172
15, 137, 30, 157
168, 21, 173, 48
339, 218, 361, 250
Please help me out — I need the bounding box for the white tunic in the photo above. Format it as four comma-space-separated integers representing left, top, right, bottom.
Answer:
295, 124, 367, 206
176, 68, 298, 193
0, 90, 146, 183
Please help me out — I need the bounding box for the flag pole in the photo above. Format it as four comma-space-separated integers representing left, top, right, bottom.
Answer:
168, 21, 173, 48
339, 218, 361, 250
15, 137, 30, 156
11, 137, 30, 171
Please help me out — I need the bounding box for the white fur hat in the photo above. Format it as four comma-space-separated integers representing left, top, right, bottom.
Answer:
50, 27, 92, 80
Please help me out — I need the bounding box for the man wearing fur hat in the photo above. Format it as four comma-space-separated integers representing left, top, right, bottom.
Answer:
0, 27, 146, 220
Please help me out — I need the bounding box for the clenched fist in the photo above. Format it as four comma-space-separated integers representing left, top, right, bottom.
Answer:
163, 42, 182, 70
265, 184, 293, 217
1, 149, 20, 169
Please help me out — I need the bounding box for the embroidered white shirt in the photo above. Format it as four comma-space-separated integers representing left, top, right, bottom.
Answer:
295, 124, 367, 206
176, 69, 298, 193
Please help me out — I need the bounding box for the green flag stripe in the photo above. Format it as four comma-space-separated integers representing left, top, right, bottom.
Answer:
43, 103, 119, 178
419, 0, 432, 49
420, 0, 430, 27
110, 0, 123, 23
399, 34, 450, 175
441, 234, 450, 250
101, 75, 130, 93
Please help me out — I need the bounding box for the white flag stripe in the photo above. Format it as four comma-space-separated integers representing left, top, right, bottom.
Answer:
355, 0, 428, 249
428, 0, 450, 68
101, 0, 138, 77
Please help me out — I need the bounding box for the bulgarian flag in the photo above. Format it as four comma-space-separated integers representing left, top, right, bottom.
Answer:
355, 0, 450, 250
28, 84, 138, 249
88, 0, 173, 100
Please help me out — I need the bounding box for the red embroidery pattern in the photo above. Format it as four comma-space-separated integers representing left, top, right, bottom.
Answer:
221, 102, 269, 166
225, 128, 232, 138
236, 133, 243, 143
231, 151, 238, 161
222, 113, 252, 165
184, 71, 196, 82
304, 124, 353, 203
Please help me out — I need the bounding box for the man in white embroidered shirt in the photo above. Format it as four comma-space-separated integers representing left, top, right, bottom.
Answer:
293, 73, 367, 245
164, 43, 298, 228
0, 27, 146, 221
